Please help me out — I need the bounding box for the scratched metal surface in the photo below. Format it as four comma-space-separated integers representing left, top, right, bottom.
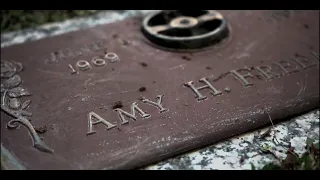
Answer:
1, 10, 320, 170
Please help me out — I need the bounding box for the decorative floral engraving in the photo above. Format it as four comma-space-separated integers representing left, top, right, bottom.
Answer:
1, 60, 53, 153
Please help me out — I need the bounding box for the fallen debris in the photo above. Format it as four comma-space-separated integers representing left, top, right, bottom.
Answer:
181, 56, 191, 61
112, 101, 123, 109
34, 125, 47, 134
140, 62, 148, 67
256, 138, 320, 170
224, 87, 231, 93
139, 86, 147, 92
258, 128, 272, 139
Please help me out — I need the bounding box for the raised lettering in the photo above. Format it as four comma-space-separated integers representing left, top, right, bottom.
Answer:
75, 50, 84, 56
184, 77, 222, 101
105, 53, 120, 63
141, 95, 169, 113
53, 49, 74, 60
291, 56, 316, 69
273, 60, 300, 75
255, 65, 280, 80
90, 41, 105, 51
68, 64, 77, 74
49, 52, 58, 63
92, 57, 106, 67
230, 67, 254, 87
77, 60, 91, 71
87, 111, 117, 135
80, 45, 92, 53
45, 41, 107, 64
114, 102, 151, 125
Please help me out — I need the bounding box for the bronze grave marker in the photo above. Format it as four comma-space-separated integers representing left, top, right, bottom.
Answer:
1, 10, 319, 170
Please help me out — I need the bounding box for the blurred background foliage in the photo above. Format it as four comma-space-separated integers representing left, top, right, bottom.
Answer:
1, 10, 101, 33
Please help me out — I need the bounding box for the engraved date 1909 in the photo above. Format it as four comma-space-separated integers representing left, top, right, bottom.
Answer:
68, 52, 120, 74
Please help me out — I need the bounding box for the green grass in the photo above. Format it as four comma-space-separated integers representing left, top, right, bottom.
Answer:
1, 10, 101, 33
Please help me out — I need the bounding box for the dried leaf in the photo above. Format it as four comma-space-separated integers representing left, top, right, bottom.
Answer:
306, 137, 315, 147
8, 87, 31, 98
281, 153, 299, 170
288, 147, 295, 153
309, 144, 320, 157
21, 100, 31, 109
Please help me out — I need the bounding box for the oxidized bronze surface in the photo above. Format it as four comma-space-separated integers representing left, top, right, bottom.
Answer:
1, 10, 319, 170
141, 10, 230, 50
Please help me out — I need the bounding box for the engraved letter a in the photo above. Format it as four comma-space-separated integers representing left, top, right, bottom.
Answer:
87, 111, 117, 135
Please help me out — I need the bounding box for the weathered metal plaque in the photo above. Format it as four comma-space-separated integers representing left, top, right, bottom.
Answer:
1, 10, 319, 170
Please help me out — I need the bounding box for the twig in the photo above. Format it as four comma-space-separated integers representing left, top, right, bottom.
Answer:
258, 128, 272, 139
265, 110, 281, 144
258, 110, 275, 139
266, 110, 275, 128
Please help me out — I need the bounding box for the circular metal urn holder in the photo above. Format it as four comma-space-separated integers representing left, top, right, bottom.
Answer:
141, 10, 230, 51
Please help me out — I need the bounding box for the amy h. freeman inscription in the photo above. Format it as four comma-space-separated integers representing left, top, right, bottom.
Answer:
1, 50, 319, 154
86, 51, 319, 136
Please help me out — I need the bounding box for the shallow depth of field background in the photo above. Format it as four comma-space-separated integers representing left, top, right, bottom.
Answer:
1, 10, 102, 32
